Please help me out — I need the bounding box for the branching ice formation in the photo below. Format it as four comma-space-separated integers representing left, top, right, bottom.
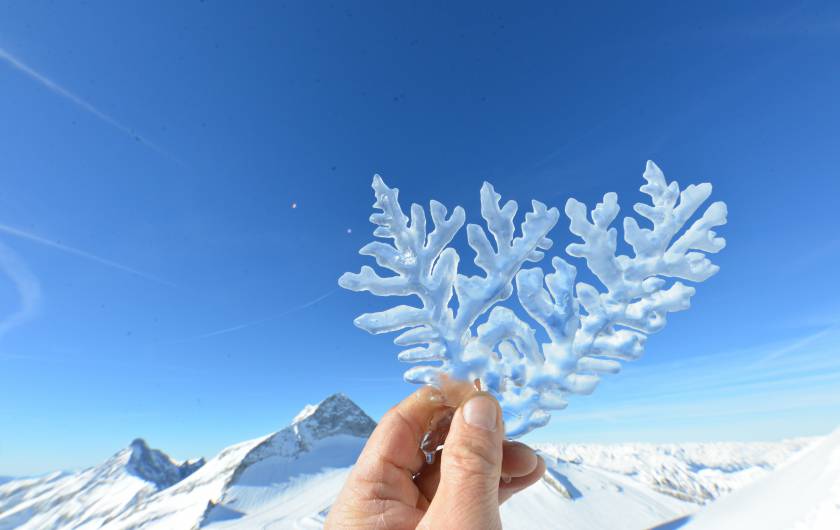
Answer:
339, 161, 727, 437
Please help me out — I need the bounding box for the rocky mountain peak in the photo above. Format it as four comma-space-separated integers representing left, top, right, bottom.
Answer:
235, 394, 377, 473
126, 438, 204, 489
292, 393, 377, 441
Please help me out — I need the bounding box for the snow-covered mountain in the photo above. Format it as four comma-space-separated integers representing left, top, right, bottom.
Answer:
0, 438, 205, 530
0, 393, 832, 530
498, 437, 816, 530
534, 438, 811, 505
681, 427, 840, 530
0, 393, 375, 530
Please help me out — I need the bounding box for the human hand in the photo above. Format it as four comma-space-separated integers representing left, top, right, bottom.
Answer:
325, 382, 546, 529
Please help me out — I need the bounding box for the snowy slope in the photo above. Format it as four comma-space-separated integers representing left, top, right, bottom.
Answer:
534, 438, 811, 504
502, 455, 694, 530
680, 427, 840, 530
106, 393, 376, 530
0, 439, 204, 530
0, 393, 826, 530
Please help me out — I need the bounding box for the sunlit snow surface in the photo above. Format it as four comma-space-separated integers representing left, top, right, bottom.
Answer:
340, 161, 727, 437
682, 427, 840, 530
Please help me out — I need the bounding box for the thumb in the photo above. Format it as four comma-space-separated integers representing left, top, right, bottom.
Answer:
422, 392, 504, 530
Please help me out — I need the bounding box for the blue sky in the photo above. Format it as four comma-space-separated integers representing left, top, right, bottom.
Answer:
1, 1, 839, 475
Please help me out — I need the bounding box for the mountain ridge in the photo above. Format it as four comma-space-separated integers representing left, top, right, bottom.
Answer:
226, 393, 375, 486
0, 393, 829, 530
0, 393, 369, 530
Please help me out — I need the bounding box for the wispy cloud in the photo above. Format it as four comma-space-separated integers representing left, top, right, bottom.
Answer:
0, 241, 41, 339
0, 46, 177, 162
550, 326, 840, 430
165, 289, 336, 344
0, 223, 174, 287
753, 324, 839, 364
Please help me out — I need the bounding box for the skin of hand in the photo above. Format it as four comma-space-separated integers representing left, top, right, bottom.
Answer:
325, 383, 546, 530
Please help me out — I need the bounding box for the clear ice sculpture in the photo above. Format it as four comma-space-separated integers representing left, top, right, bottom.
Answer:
339, 161, 727, 438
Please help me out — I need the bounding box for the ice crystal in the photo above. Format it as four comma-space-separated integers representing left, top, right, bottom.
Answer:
339, 161, 727, 437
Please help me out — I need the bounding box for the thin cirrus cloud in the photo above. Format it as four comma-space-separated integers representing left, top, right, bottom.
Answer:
164, 289, 336, 344
0, 240, 41, 339
0, 223, 174, 287
549, 326, 840, 430
0, 46, 176, 162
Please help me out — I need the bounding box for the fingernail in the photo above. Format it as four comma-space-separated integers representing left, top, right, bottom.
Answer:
463, 395, 497, 431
